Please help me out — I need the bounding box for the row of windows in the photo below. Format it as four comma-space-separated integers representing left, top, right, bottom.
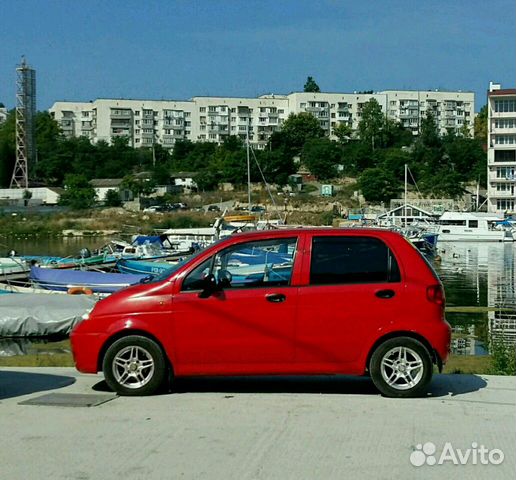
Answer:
198, 106, 285, 114
494, 99, 516, 112
494, 118, 516, 129
496, 167, 515, 179
494, 135, 516, 144
493, 183, 515, 192
494, 150, 516, 162
496, 199, 515, 210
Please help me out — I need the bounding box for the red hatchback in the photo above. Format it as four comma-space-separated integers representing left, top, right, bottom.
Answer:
71, 228, 451, 398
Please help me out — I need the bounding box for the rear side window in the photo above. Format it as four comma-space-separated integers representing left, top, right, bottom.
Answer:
310, 236, 401, 285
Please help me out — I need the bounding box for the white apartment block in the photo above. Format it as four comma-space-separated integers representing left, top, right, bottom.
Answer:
487, 82, 516, 214
0, 105, 8, 125
49, 89, 474, 150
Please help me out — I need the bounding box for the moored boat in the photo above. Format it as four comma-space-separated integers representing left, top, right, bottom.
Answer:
432, 212, 514, 242
0, 257, 29, 275
116, 258, 178, 276
30, 266, 148, 294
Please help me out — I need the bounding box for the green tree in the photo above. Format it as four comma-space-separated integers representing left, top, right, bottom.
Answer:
255, 149, 296, 186
195, 168, 220, 191
333, 122, 353, 144
420, 111, 441, 148
279, 112, 325, 157
104, 189, 122, 207
357, 98, 385, 149
339, 141, 374, 174
120, 174, 156, 198
303, 76, 320, 92
474, 105, 487, 142
358, 168, 401, 203
59, 174, 97, 209
0, 109, 16, 187
301, 138, 342, 180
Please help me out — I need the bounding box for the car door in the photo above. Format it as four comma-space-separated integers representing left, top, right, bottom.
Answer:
171, 235, 303, 375
295, 234, 405, 373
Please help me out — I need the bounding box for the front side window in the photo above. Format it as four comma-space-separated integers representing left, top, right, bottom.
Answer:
213, 238, 297, 288
182, 238, 298, 291
310, 236, 400, 285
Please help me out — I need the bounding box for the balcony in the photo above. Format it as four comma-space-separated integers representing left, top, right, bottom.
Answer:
306, 106, 326, 113
489, 172, 515, 182
110, 111, 132, 119
490, 190, 515, 198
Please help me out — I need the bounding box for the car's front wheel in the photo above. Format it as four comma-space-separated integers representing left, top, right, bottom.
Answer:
102, 335, 167, 396
369, 337, 433, 398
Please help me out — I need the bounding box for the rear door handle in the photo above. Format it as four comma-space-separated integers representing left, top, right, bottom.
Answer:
375, 289, 395, 299
266, 293, 286, 303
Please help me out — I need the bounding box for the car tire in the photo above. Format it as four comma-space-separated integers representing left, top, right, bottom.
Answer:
103, 335, 168, 396
369, 337, 433, 398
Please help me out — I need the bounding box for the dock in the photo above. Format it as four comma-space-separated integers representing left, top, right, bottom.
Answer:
0, 368, 514, 479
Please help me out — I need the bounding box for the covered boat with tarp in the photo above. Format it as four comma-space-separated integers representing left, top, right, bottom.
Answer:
30, 266, 148, 294
0, 293, 96, 337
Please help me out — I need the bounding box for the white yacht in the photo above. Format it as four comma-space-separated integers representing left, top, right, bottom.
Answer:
434, 212, 514, 242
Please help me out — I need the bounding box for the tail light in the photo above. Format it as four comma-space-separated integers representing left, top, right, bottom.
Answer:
427, 284, 445, 306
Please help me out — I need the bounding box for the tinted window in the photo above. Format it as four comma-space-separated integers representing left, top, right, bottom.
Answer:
310, 236, 400, 285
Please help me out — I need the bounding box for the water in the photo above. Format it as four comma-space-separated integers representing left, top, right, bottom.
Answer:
0, 236, 118, 257
1, 238, 515, 357
432, 242, 516, 355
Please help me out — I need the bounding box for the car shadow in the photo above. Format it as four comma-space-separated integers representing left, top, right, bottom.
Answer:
0, 370, 76, 400
92, 373, 488, 398
425, 373, 488, 398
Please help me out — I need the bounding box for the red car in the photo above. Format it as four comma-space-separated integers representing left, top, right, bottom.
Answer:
71, 228, 450, 398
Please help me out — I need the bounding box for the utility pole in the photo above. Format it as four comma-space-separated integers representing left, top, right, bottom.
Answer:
404, 164, 408, 228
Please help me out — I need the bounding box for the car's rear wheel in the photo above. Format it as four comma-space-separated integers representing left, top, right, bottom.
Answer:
103, 335, 167, 396
369, 337, 432, 398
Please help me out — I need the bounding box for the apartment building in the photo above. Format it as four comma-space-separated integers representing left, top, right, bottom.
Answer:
0, 104, 8, 125
49, 89, 474, 150
382, 90, 474, 135
487, 82, 516, 214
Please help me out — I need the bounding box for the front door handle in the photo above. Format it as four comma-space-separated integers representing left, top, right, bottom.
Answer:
375, 289, 395, 299
266, 293, 286, 303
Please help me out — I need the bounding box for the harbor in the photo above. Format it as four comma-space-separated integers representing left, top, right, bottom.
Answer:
0, 224, 515, 368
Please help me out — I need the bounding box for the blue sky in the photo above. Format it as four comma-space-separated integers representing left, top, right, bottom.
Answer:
0, 0, 514, 111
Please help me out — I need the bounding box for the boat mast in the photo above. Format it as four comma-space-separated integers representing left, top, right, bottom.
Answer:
404, 163, 408, 228
246, 119, 251, 211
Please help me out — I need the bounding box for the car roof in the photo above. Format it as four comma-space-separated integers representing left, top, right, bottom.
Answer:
227, 227, 404, 241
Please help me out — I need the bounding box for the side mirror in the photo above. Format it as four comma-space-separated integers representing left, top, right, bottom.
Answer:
198, 273, 217, 298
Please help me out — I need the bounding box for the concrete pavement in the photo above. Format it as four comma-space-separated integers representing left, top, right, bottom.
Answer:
0, 367, 514, 480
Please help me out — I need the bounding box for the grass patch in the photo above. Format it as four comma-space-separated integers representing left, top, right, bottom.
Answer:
0, 353, 74, 367
442, 355, 492, 375
0, 339, 74, 367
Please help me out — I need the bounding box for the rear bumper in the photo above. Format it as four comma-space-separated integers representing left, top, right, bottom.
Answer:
430, 320, 452, 365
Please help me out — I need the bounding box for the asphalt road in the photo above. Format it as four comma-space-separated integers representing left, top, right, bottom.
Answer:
0, 367, 514, 480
